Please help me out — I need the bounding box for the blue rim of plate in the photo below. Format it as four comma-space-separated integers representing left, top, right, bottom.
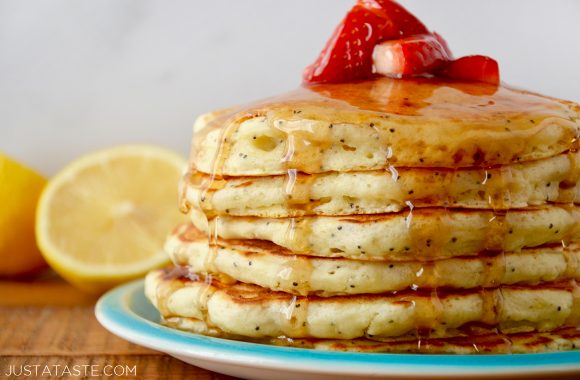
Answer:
96, 279, 580, 376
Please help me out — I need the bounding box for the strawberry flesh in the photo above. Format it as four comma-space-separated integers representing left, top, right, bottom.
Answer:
303, 0, 500, 85
303, 0, 428, 84
432, 31, 453, 59
361, 0, 429, 39
440, 55, 500, 85
372, 34, 452, 77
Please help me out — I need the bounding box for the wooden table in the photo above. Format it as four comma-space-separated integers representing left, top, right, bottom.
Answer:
0, 271, 235, 379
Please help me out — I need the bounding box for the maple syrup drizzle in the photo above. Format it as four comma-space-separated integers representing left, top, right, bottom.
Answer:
189, 111, 260, 311
192, 78, 579, 175
414, 288, 445, 341
178, 77, 580, 346
156, 266, 196, 317
559, 203, 580, 248
272, 254, 314, 296
558, 136, 579, 203
283, 170, 319, 213
281, 295, 310, 337
562, 244, 579, 279
156, 269, 579, 342
274, 112, 334, 174
184, 150, 579, 218
483, 158, 517, 339
172, 222, 580, 294
205, 216, 220, 273
408, 164, 458, 331
278, 116, 332, 324
568, 280, 580, 326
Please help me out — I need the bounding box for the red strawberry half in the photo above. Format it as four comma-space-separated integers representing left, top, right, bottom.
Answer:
303, 0, 428, 84
303, 0, 500, 85
439, 55, 500, 85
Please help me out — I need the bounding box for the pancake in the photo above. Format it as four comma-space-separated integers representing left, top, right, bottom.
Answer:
190, 77, 579, 175
145, 268, 580, 340
190, 206, 580, 260
166, 224, 580, 296
183, 151, 579, 218
304, 327, 580, 354
162, 316, 580, 354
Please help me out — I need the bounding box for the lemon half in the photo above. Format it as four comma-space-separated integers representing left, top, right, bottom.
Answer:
36, 145, 187, 293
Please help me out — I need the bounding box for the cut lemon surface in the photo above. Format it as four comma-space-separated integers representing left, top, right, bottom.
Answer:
36, 145, 187, 294
0, 153, 47, 276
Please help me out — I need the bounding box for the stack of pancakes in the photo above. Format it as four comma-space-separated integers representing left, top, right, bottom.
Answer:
146, 77, 580, 353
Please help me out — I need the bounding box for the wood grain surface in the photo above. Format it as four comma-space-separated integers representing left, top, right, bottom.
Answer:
0, 271, 235, 379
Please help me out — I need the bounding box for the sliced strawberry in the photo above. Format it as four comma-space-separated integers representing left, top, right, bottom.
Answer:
440, 55, 500, 85
303, 5, 382, 84
432, 31, 453, 59
361, 0, 429, 39
303, 0, 499, 85
372, 34, 451, 77
303, 0, 428, 84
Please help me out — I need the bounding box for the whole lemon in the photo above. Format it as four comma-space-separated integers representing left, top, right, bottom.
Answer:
0, 153, 47, 276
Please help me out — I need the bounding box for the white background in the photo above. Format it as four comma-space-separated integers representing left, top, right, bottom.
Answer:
1, 0, 579, 175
